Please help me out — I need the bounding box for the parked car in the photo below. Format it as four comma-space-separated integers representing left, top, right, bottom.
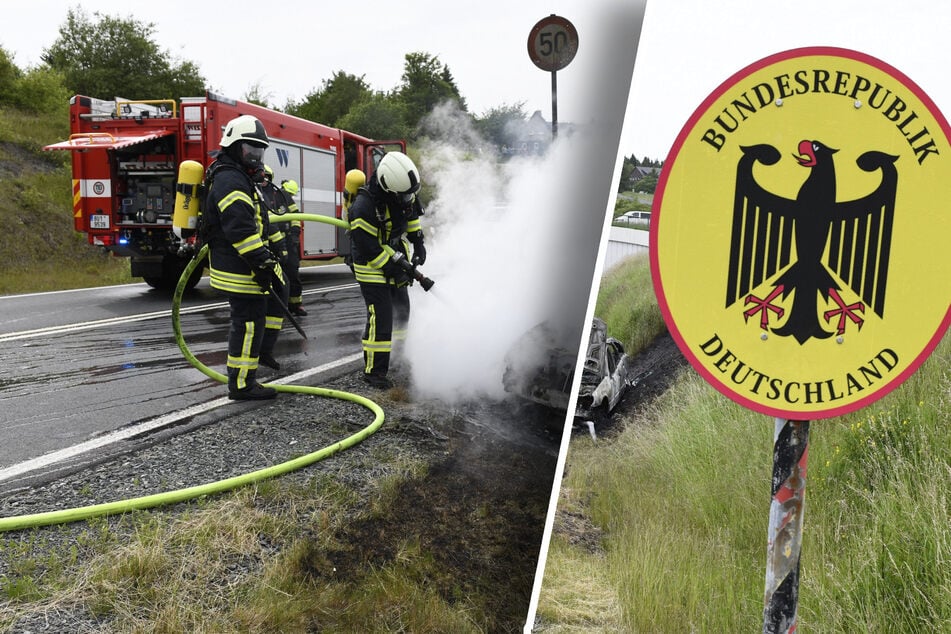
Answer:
618, 210, 651, 225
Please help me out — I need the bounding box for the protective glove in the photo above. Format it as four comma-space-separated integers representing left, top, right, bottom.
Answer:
252, 258, 277, 293
382, 257, 411, 286
411, 240, 427, 266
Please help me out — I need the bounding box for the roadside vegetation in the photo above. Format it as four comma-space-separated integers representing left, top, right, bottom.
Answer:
537, 252, 951, 632
0, 106, 133, 295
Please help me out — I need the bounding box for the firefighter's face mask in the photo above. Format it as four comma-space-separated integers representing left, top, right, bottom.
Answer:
398, 192, 416, 209
239, 142, 266, 170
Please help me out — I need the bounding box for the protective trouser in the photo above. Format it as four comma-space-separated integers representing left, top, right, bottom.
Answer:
285, 232, 304, 309
261, 278, 289, 356
226, 294, 268, 391
359, 282, 410, 378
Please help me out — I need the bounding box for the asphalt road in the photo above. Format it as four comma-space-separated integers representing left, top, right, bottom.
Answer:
0, 264, 365, 487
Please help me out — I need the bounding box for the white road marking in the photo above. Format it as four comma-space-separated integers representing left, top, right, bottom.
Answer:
0, 283, 357, 343
0, 353, 363, 484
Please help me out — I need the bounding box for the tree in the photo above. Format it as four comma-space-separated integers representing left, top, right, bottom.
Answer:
0, 46, 21, 105
634, 171, 658, 194
42, 8, 206, 100
397, 52, 466, 133
286, 71, 372, 127
473, 102, 528, 151
243, 81, 273, 109
618, 155, 636, 193
336, 92, 409, 141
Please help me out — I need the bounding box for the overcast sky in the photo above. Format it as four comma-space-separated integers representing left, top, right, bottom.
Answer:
628, 0, 951, 160
2, 1, 635, 137
5, 1, 951, 163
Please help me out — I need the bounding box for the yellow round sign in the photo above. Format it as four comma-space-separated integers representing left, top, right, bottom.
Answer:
651, 47, 951, 419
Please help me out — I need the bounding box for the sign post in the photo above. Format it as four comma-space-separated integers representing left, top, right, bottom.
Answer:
650, 47, 951, 632
527, 14, 578, 140
763, 418, 809, 631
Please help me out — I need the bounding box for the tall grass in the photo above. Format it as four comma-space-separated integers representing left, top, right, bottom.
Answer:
0, 105, 133, 295
537, 256, 951, 632
595, 253, 665, 356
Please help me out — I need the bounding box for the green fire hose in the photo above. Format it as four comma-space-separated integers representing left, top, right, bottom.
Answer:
0, 213, 383, 532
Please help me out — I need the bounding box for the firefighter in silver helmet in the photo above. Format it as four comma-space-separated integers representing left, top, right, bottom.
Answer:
347, 150, 427, 389
203, 114, 288, 400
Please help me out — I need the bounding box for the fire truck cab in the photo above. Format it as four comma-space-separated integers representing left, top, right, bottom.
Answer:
44, 92, 405, 290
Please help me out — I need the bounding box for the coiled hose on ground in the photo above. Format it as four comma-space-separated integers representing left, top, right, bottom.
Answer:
0, 214, 384, 532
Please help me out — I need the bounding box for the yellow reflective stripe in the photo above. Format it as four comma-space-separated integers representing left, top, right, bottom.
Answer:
368, 250, 389, 268
233, 234, 265, 255
227, 355, 256, 370
219, 190, 253, 212
392, 327, 407, 342
226, 320, 258, 390
363, 304, 377, 373
350, 217, 378, 235
209, 267, 266, 295
407, 219, 421, 232
265, 315, 284, 330
353, 263, 387, 284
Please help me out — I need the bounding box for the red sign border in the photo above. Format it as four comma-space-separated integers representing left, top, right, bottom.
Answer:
650, 46, 951, 420
527, 14, 579, 72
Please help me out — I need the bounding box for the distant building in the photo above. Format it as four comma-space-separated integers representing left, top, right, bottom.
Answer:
501, 110, 578, 157
627, 165, 661, 190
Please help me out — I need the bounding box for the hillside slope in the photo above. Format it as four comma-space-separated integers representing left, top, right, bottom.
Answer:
0, 106, 130, 295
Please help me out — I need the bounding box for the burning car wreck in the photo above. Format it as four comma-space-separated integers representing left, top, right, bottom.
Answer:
502, 317, 634, 428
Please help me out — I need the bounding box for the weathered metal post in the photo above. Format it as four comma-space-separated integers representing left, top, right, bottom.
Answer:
527, 14, 577, 144
763, 418, 809, 633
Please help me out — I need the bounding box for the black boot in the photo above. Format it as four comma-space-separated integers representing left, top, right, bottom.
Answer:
228, 369, 276, 400
259, 352, 281, 371
290, 303, 308, 316
363, 373, 393, 389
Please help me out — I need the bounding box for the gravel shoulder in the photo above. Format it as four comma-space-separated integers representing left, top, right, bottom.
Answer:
0, 361, 564, 632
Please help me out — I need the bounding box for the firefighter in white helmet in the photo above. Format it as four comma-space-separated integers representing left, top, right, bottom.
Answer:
202, 114, 288, 400
347, 150, 427, 389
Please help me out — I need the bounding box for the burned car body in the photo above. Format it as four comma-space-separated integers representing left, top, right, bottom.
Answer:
574, 317, 632, 422
501, 320, 575, 411
502, 317, 632, 423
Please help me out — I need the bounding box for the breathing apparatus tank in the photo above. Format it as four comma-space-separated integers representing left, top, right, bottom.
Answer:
172, 159, 205, 239
342, 169, 366, 221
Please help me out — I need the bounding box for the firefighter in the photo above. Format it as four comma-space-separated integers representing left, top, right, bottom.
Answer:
347, 151, 427, 389
278, 178, 306, 316
258, 167, 304, 317
203, 115, 288, 399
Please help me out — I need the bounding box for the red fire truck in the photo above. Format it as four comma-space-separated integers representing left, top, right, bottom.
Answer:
44, 92, 405, 290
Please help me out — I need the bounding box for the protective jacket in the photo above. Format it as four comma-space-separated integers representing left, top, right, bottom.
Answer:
348, 176, 423, 285
203, 154, 285, 295
257, 180, 292, 262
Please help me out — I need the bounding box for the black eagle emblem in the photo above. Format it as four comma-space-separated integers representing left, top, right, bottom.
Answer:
724, 141, 898, 344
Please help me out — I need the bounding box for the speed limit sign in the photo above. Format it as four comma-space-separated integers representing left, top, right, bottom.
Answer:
528, 15, 578, 72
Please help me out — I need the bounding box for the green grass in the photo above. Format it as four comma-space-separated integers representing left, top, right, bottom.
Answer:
594, 253, 665, 357
537, 254, 951, 632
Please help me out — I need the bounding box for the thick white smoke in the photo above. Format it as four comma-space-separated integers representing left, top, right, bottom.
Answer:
402, 104, 616, 403
401, 4, 642, 406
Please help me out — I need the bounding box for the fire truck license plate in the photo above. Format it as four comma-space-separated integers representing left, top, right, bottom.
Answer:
90, 214, 110, 230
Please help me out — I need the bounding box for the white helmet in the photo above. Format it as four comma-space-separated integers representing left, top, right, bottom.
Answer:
377, 151, 421, 201
220, 115, 269, 149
